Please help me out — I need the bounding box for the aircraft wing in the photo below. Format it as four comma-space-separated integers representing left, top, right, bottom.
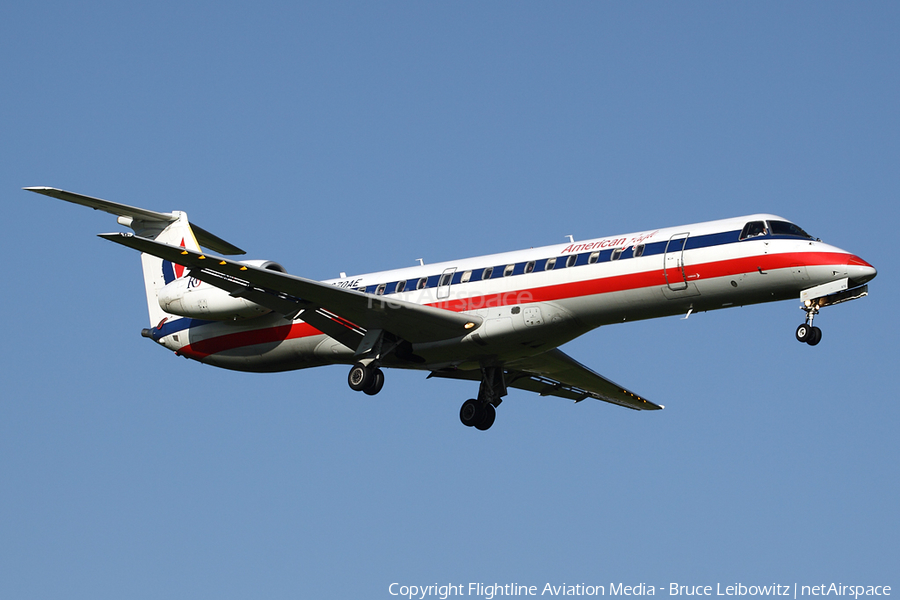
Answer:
99, 233, 482, 344
430, 348, 663, 411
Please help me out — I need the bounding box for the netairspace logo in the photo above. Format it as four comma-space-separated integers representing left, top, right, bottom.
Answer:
387, 583, 892, 600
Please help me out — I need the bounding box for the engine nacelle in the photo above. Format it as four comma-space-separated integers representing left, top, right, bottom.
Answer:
157, 260, 286, 321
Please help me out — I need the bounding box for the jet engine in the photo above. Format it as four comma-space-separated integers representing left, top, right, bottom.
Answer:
157, 260, 286, 321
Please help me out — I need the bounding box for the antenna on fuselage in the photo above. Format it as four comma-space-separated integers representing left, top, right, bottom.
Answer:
416, 258, 425, 266
566, 235, 574, 243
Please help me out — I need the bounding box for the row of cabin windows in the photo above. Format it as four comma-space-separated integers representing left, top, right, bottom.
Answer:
367, 221, 812, 295
367, 243, 647, 296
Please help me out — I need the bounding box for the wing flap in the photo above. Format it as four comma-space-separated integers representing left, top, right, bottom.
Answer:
99, 232, 482, 344
507, 348, 662, 410
431, 348, 662, 411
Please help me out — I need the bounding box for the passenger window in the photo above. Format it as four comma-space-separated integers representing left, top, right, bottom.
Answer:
634, 244, 645, 258
740, 221, 768, 240
417, 277, 427, 290
545, 257, 557, 271
524, 261, 535, 273
482, 266, 493, 280
566, 255, 577, 268
611, 248, 623, 261
588, 252, 600, 264
504, 264, 515, 277
439, 272, 453, 287
395, 280, 406, 293
375, 283, 386, 295
460, 270, 472, 283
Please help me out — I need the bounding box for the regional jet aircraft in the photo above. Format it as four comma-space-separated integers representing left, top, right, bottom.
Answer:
27, 187, 877, 430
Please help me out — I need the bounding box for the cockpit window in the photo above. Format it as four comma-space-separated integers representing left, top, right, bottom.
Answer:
768, 220, 813, 239
739, 221, 768, 240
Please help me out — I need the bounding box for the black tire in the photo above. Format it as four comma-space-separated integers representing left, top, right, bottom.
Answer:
348, 362, 373, 391
807, 326, 822, 346
363, 368, 385, 396
459, 399, 482, 427
474, 403, 496, 431
796, 324, 810, 343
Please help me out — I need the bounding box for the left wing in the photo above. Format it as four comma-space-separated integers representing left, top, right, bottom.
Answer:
431, 348, 663, 411
99, 232, 482, 344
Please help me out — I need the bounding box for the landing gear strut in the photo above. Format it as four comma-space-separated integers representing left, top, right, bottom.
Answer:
347, 329, 398, 396
796, 304, 822, 346
459, 366, 506, 431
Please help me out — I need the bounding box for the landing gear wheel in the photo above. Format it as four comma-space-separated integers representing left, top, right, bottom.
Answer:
807, 326, 822, 346
459, 400, 488, 429
796, 324, 810, 343
459, 399, 495, 430
348, 362, 374, 391
459, 399, 483, 427
474, 403, 496, 431
363, 368, 385, 396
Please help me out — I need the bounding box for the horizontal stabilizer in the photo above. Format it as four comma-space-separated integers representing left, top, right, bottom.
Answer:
25, 186, 245, 255
25, 186, 175, 222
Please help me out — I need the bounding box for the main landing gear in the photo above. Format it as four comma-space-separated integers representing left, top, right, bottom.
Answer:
460, 399, 495, 430
348, 361, 385, 396
347, 329, 396, 396
459, 366, 507, 431
795, 304, 822, 346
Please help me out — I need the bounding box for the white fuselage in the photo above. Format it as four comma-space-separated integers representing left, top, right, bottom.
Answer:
147, 214, 875, 373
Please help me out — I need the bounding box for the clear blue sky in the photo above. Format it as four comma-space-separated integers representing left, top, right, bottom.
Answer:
2, 2, 897, 599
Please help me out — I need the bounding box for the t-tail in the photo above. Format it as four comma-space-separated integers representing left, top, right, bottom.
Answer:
24, 187, 245, 326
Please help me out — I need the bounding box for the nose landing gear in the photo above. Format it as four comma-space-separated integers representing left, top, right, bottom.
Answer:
795, 278, 872, 348
796, 305, 822, 346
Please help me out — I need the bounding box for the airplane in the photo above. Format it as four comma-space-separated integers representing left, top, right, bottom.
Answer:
26, 186, 877, 430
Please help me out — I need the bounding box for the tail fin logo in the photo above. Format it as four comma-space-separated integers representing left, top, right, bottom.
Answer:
162, 238, 187, 284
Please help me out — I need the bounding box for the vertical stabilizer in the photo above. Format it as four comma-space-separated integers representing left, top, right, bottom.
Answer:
127, 213, 202, 326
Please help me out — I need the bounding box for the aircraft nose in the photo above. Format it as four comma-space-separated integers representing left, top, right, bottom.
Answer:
847, 255, 877, 285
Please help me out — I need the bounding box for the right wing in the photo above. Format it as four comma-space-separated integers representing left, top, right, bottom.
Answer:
99, 232, 482, 344
431, 348, 663, 411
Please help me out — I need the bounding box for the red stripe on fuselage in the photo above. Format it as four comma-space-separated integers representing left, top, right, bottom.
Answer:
178, 321, 322, 360
178, 251, 858, 357
431, 251, 855, 311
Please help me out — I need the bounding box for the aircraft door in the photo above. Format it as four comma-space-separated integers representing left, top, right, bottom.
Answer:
664, 233, 690, 291
437, 267, 456, 299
